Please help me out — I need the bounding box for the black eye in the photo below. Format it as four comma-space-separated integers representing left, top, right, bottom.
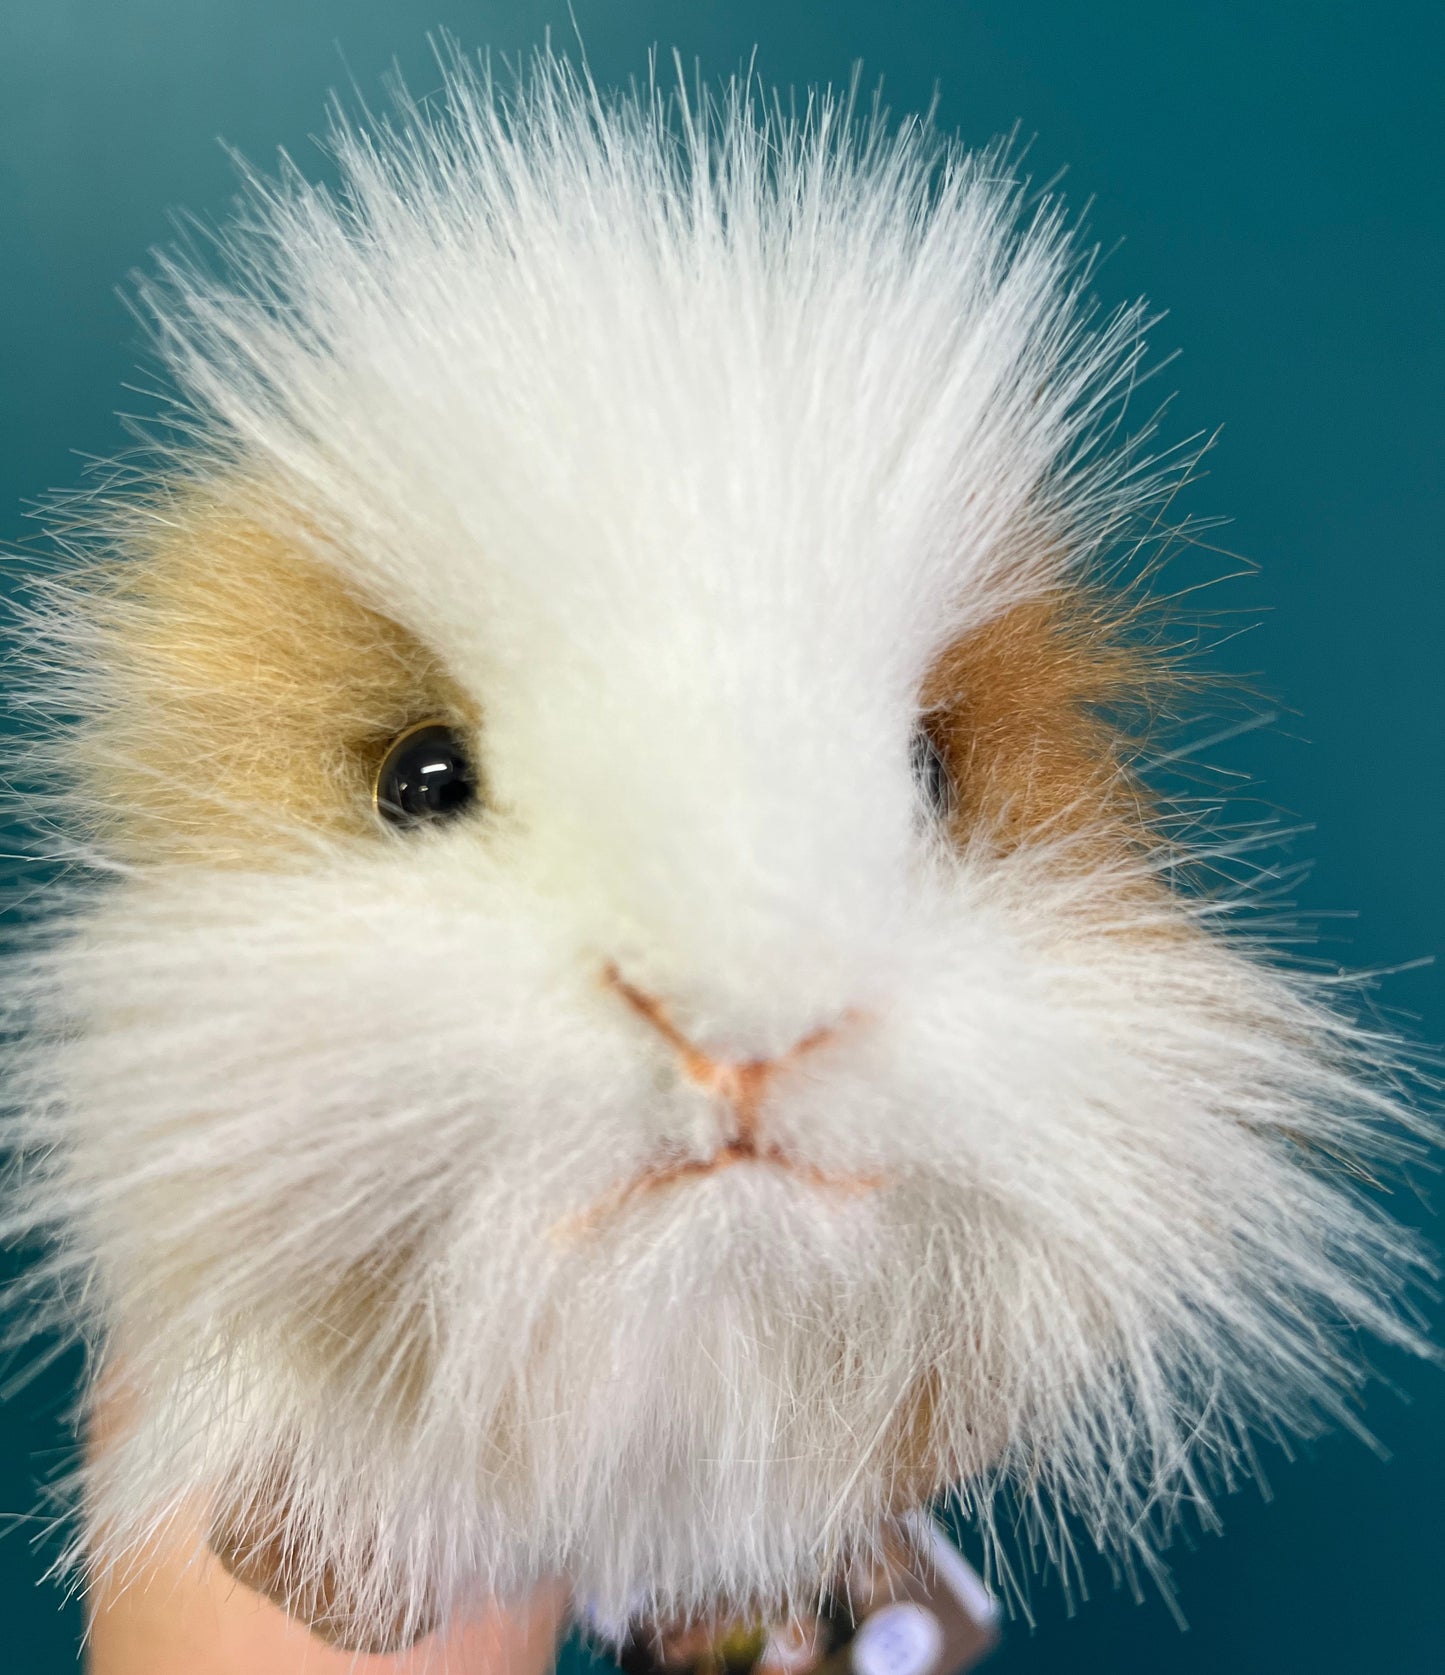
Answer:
911, 723, 952, 822
374, 722, 478, 827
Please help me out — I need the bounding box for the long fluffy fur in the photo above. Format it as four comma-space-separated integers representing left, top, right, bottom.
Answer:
0, 47, 1433, 1645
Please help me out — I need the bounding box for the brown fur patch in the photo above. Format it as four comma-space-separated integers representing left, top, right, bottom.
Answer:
208, 1471, 440, 1653
69, 495, 475, 865
883, 1367, 946, 1510
298, 1242, 437, 1422
921, 587, 1166, 855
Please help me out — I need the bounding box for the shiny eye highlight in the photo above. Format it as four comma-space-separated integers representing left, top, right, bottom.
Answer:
374, 721, 478, 827
911, 723, 953, 823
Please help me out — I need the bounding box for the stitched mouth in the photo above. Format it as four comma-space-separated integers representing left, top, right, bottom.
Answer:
554, 1140, 883, 1243
546, 964, 881, 1240
630, 1136, 880, 1196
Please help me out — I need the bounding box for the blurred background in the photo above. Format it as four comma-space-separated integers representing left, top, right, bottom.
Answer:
1, 3, 1441, 1670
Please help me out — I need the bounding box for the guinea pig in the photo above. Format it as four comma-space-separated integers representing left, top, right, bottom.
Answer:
1, 47, 1432, 1656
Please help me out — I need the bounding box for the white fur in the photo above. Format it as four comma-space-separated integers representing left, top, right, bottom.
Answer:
1, 49, 1431, 1641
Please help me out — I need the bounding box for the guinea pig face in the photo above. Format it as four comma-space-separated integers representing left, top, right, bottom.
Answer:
5, 57, 1426, 1650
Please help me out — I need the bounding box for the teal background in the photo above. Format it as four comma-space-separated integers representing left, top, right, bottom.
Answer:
2, 3, 1441, 1670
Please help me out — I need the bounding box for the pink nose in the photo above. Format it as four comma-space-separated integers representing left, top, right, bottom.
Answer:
601, 963, 843, 1153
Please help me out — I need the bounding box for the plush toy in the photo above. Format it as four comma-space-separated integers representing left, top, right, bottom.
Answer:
1, 49, 1431, 1656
